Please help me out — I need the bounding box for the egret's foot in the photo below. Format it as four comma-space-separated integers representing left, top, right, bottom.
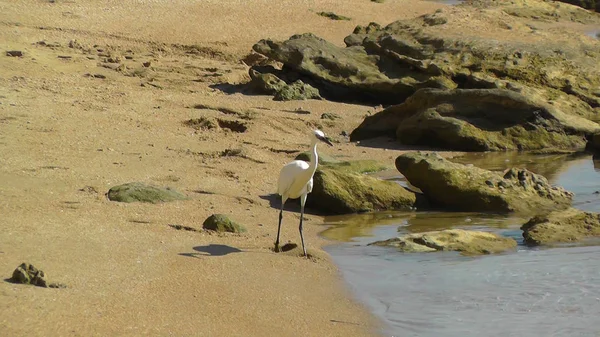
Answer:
273, 244, 280, 253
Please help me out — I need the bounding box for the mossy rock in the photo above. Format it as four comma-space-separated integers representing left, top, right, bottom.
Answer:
521, 208, 600, 246
273, 80, 322, 101
369, 229, 517, 255
586, 133, 600, 153
307, 165, 416, 214
555, 0, 600, 12
202, 214, 247, 233
352, 88, 600, 151
10, 263, 48, 287
317, 11, 351, 21
395, 152, 574, 214
107, 182, 187, 203
252, 5, 600, 116
249, 68, 287, 94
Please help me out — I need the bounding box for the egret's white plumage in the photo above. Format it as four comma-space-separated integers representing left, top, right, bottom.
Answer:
275, 129, 333, 257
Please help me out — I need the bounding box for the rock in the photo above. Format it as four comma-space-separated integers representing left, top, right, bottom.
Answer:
320, 112, 341, 120
369, 229, 517, 255
395, 152, 574, 213
306, 160, 416, 214
241, 52, 270, 67
554, 0, 600, 12
202, 214, 247, 233
521, 208, 600, 246
586, 132, 600, 153
251, 2, 600, 117
6, 50, 23, 57
248, 68, 287, 95
273, 80, 322, 101
253, 33, 406, 103
351, 88, 600, 151
317, 11, 351, 21
10, 263, 48, 287
107, 182, 187, 203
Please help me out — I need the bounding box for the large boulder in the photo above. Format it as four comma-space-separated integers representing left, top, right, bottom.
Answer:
351, 88, 600, 151
306, 160, 417, 214
521, 208, 600, 246
395, 152, 574, 213
369, 229, 517, 255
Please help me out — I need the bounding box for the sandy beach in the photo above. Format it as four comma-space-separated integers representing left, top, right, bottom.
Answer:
2, 0, 599, 335
0, 0, 451, 336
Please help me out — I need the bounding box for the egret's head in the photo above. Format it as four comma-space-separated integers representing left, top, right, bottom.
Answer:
313, 129, 333, 146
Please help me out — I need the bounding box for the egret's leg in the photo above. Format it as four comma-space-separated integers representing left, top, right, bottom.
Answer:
299, 193, 308, 257
275, 197, 285, 252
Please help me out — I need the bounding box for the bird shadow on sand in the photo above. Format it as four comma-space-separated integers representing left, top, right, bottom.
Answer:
259, 193, 324, 216
179, 244, 242, 258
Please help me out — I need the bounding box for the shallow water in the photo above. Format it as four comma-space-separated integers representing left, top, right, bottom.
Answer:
323, 152, 600, 337
586, 29, 600, 39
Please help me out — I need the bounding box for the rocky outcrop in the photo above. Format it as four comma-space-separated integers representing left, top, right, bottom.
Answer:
306, 160, 417, 214
394, 152, 574, 213
248, 1, 600, 150
369, 229, 517, 255
107, 182, 187, 203
250, 2, 600, 109
351, 88, 600, 151
521, 208, 600, 245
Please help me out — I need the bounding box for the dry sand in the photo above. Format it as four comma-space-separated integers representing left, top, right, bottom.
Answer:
0, 1, 447, 336
1, 0, 598, 336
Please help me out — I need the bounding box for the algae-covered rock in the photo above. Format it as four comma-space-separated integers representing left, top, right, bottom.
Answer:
253, 33, 409, 103
521, 208, 600, 246
317, 11, 352, 21
554, 0, 600, 12
369, 229, 517, 255
11, 263, 48, 287
107, 182, 187, 203
251, 2, 600, 126
248, 68, 286, 94
395, 152, 574, 213
202, 214, 247, 233
586, 133, 600, 153
309, 168, 416, 214
273, 80, 322, 101
306, 160, 416, 214
351, 88, 600, 151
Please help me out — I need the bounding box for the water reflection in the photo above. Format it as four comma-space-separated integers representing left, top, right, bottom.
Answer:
402, 211, 525, 233
321, 211, 413, 242
586, 29, 600, 39
451, 151, 587, 180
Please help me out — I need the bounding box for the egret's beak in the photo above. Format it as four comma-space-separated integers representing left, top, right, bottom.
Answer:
322, 137, 334, 147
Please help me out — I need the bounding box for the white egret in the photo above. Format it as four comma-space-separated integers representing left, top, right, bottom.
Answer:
275, 129, 333, 257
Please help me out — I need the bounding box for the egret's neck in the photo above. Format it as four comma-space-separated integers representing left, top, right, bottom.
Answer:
309, 138, 319, 173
